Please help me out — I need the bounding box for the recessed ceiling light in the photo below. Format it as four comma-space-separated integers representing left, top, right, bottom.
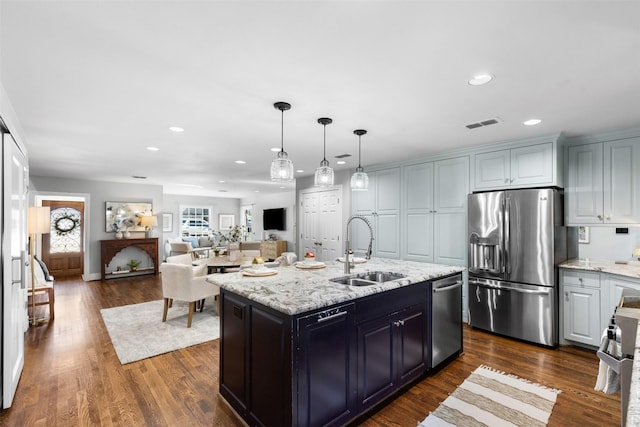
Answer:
254, 190, 260, 193
169, 126, 184, 132
270, 147, 280, 152
146, 146, 159, 151
235, 160, 246, 164
132, 175, 147, 179
468, 74, 494, 86
523, 119, 542, 126
219, 180, 226, 183
280, 186, 285, 189
337, 160, 346, 165
296, 169, 304, 173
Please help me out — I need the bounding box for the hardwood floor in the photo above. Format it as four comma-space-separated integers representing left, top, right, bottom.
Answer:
1, 275, 620, 426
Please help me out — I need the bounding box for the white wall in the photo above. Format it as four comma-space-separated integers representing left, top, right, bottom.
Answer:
578, 226, 640, 261
241, 190, 296, 253
30, 176, 164, 280
163, 193, 240, 240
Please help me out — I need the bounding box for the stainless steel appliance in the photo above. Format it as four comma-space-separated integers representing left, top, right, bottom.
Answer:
430, 273, 463, 367
597, 292, 640, 426
467, 188, 576, 347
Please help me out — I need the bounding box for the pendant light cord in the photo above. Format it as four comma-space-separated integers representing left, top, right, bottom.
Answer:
358, 135, 362, 168
323, 124, 327, 161
281, 109, 285, 153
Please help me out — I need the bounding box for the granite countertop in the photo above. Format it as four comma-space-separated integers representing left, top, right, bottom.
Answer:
206, 258, 465, 315
559, 258, 640, 279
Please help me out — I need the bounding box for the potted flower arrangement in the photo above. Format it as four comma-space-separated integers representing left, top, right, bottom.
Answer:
214, 225, 246, 250
127, 259, 141, 271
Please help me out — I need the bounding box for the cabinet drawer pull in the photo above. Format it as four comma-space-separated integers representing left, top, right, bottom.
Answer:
317, 309, 347, 323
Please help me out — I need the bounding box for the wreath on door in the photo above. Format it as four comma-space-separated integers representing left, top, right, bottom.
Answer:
54, 213, 79, 236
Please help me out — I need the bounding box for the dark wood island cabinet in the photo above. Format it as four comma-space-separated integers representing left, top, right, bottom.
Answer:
219, 281, 436, 427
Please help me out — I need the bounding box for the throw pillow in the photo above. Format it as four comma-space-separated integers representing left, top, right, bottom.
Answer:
34, 255, 53, 282
182, 236, 199, 248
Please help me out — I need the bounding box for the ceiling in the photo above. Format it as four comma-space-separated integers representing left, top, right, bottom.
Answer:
1, 1, 639, 199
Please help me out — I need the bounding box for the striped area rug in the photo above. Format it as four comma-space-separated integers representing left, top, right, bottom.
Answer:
419, 365, 561, 427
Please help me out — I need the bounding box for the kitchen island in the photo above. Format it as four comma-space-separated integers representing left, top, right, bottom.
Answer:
207, 258, 464, 427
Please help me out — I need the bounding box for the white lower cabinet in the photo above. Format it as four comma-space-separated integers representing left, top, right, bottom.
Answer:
561, 270, 601, 346
561, 269, 640, 347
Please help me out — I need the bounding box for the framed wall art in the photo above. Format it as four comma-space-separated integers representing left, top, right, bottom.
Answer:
219, 214, 235, 230
578, 226, 590, 244
162, 213, 173, 232
105, 202, 153, 232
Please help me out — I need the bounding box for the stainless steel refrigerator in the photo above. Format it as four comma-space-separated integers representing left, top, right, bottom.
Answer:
467, 188, 577, 347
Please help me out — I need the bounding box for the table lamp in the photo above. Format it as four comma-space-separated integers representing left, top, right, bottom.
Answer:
28, 206, 51, 326
141, 215, 158, 238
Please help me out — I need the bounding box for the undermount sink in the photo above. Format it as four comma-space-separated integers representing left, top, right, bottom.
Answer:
330, 271, 406, 287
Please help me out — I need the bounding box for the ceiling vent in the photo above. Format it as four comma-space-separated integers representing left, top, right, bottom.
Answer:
465, 117, 502, 130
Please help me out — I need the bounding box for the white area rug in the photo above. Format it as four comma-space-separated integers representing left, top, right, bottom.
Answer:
419, 365, 561, 427
101, 299, 220, 364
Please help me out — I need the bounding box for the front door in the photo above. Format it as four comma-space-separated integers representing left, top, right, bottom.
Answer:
2, 130, 28, 408
42, 201, 84, 278
299, 187, 342, 262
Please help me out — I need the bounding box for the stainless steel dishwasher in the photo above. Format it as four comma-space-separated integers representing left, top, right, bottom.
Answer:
430, 273, 463, 368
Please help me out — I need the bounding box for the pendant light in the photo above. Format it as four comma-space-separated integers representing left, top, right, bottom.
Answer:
350, 129, 369, 191
270, 102, 294, 182
314, 117, 334, 187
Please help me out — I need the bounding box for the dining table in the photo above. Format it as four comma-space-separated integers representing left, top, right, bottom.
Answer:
192, 254, 255, 274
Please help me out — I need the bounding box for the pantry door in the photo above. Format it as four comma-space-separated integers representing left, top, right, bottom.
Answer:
299, 187, 342, 263
2, 130, 28, 409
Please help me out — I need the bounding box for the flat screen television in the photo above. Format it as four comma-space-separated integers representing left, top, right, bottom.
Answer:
263, 208, 286, 231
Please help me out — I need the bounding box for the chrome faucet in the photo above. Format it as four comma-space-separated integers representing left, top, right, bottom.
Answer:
344, 215, 374, 274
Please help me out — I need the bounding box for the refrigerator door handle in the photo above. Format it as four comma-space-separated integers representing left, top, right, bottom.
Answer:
503, 197, 510, 276
473, 280, 552, 295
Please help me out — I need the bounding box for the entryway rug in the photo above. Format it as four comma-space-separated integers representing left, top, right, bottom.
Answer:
100, 299, 220, 365
419, 365, 561, 427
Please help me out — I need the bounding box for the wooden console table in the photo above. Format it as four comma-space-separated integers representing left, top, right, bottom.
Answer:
260, 240, 287, 260
100, 238, 159, 280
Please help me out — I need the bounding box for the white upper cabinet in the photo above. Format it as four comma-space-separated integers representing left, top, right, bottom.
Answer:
433, 157, 469, 266
403, 162, 434, 263
401, 157, 468, 266
352, 167, 400, 258
473, 141, 557, 191
604, 138, 640, 224
566, 137, 640, 225
566, 143, 604, 224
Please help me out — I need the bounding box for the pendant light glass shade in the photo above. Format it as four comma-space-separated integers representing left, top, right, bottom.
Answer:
351, 129, 369, 191
314, 117, 334, 187
270, 102, 294, 182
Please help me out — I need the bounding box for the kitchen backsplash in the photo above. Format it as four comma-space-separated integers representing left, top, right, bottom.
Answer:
578, 226, 640, 261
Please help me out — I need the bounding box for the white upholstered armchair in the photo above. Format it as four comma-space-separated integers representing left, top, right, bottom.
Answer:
159, 262, 219, 327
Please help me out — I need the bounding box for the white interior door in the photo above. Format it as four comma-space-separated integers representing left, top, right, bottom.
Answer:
300, 192, 319, 256
317, 189, 341, 261
299, 188, 342, 263
2, 131, 28, 408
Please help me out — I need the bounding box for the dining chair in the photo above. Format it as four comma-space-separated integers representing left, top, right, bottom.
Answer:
159, 262, 219, 327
